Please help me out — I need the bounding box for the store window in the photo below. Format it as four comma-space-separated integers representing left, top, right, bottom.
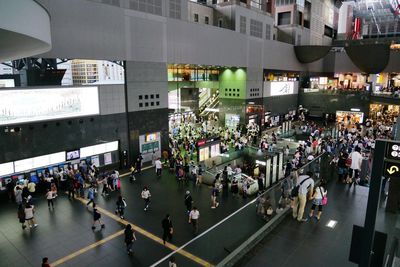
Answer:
240, 16, 246, 34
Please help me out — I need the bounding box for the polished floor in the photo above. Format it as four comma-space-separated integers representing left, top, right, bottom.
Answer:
238, 181, 399, 267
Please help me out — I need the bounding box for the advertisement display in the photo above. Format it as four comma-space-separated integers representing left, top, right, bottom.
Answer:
210, 144, 220, 158
66, 150, 80, 160
225, 114, 240, 129
270, 82, 294, 96
14, 152, 66, 173
264, 81, 298, 97
199, 147, 210, 161
104, 152, 112, 165
0, 86, 99, 126
336, 111, 364, 124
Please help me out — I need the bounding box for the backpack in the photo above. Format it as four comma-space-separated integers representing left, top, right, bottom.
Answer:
291, 177, 311, 198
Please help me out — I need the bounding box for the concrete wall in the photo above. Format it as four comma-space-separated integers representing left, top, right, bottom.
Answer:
298, 91, 370, 116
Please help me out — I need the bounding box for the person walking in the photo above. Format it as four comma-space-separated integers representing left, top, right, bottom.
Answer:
92, 204, 105, 230
141, 187, 151, 211
292, 171, 314, 222
155, 158, 163, 177
17, 204, 26, 229
15, 186, 23, 205
42, 257, 51, 267
86, 185, 95, 208
184, 191, 193, 214
45, 189, 54, 210
309, 180, 328, 221
24, 203, 38, 228
161, 214, 173, 245
188, 206, 200, 235
211, 186, 219, 209
348, 147, 363, 188
169, 256, 177, 267
116, 195, 127, 219
124, 224, 137, 255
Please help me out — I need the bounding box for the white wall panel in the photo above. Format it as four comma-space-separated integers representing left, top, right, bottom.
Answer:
99, 84, 126, 115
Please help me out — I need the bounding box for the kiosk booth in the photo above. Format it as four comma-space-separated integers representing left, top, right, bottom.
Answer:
197, 137, 221, 163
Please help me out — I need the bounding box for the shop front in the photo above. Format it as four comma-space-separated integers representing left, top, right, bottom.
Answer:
309, 76, 337, 90
369, 104, 399, 123
197, 137, 221, 163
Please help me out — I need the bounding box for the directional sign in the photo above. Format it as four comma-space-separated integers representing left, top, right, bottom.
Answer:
385, 142, 400, 160
384, 162, 400, 178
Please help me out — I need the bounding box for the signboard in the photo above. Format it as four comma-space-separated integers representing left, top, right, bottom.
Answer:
141, 141, 159, 153
0, 87, 99, 126
384, 162, 400, 177
270, 82, 294, 96
385, 142, 400, 160
104, 152, 112, 165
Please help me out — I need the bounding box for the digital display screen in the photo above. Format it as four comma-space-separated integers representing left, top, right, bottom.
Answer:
145, 133, 157, 142
270, 82, 294, 96
66, 150, 80, 160
0, 87, 99, 126
80, 141, 119, 158
30, 172, 39, 184
14, 152, 66, 173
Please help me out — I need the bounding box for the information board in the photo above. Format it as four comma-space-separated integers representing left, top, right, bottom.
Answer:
384, 161, 400, 178
385, 142, 400, 160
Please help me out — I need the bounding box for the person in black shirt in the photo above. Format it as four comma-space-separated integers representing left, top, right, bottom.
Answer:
124, 224, 136, 255
184, 191, 193, 214
337, 151, 348, 183
161, 214, 173, 245
136, 154, 143, 174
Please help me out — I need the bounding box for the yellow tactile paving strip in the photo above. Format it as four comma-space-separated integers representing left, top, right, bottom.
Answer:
51, 175, 213, 267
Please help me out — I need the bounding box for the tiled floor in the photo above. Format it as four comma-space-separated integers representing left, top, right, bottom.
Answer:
238, 181, 399, 267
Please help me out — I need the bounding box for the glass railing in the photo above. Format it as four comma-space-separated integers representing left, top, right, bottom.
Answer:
150, 153, 329, 267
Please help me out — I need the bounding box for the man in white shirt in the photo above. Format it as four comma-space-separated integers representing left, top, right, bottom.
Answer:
188, 207, 200, 234
292, 171, 314, 222
155, 158, 162, 177
349, 147, 363, 187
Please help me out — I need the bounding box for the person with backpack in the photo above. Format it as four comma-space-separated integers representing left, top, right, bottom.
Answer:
308, 180, 328, 221
124, 224, 136, 255
86, 185, 95, 208
116, 195, 127, 219
292, 171, 314, 222
141, 187, 151, 211
92, 204, 105, 230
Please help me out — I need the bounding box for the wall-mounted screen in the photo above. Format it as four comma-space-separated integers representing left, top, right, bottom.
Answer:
66, 150, 80, 160
0, 162, 14, 177
336, 111, 364, 124
80, 141, 119, 158
270, 82, 294, 96
0, 86, 99, 126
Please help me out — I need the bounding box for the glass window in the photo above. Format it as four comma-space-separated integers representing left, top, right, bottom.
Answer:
194, 13, 199, 23
240, 16, 246, 34
205, 16, 209, 24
